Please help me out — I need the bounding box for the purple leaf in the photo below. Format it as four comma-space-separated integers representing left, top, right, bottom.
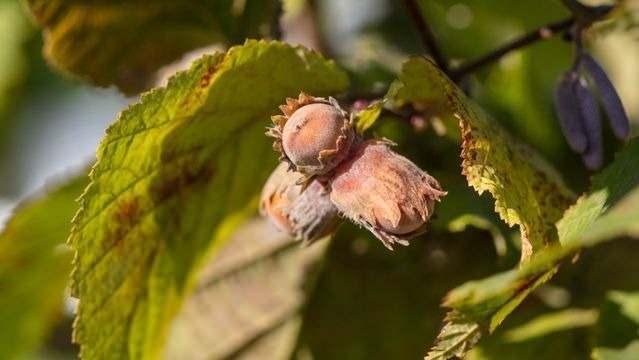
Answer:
554, 73, 588, 153
581, 53, 630, 139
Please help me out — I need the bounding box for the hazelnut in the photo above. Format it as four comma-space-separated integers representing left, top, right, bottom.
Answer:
328, 139, 446, 249
268, 93, 355, 176
260, 163, 341, 244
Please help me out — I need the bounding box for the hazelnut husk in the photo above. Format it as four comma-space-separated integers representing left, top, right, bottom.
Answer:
267, 93, 355, 177
260, 162, 341, 244
328, 139, 447, 249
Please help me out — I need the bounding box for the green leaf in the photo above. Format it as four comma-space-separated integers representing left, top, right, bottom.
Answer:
69, 40, 348, 359
165, 219, 330, 359
557, 138, 639, 248
391, 57, 574, 261
608, 292, 639, 325
467, 308, 595, 360
434, 138, 639, 359
24, 0, 279, 94
0, 174, 87, 359
455, 79, 574, 260
353, 100, 384, 134
352, 81, 403, 134
595, 291, 639, 350
501, 308, 597, 343
593, 341, 639, 360
424, 318, 481, 360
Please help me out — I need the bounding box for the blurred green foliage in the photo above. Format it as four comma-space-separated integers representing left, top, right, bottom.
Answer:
0, 174, 85, 359
0, 0, 32, 142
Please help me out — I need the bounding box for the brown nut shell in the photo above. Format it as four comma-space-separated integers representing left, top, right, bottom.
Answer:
260, 162, 341, 244
328, 139, 446, 249
267, 93, 354, 177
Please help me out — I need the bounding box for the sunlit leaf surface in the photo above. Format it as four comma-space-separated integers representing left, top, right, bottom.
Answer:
69, 40, 348, 359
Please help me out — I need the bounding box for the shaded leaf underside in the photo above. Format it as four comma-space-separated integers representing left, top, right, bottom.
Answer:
166, 219, 330, 360
24, 0, 278, 94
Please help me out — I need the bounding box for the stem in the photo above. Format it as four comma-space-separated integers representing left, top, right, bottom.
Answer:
270, 0, 283, 40
307, 0, 333, 57
571, 24, 584, 71
402, 0, 450, 73
451, 16, 576, 81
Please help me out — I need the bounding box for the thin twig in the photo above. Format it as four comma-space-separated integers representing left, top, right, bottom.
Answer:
451, 16, 576, 81
307, 0, 333, 57
402, 0, 450, 73
270, 0, 284, 40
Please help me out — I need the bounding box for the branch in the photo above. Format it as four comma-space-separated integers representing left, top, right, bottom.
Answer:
451, 16, 576, 81
402, 0, 450, 73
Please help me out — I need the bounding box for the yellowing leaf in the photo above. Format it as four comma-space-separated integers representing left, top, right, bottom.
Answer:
353, 100, 384, 134
455, 86, 574, 261
390, 58, 574, 262
69, 40, 348, 359
0, 174, 87, 359
387, 57, 577, 359
24, 0, 279, 94
434, 138, 639, 359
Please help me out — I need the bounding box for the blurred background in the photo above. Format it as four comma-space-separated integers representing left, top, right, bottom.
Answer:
2, 0, 637, 219
0, 0, 637, 358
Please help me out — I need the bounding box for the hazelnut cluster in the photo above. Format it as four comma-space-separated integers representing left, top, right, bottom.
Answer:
260, 93, 446, 249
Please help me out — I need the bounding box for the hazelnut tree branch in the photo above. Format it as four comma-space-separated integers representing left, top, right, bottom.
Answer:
401, 0, 450, 73
450, 16, 576, 81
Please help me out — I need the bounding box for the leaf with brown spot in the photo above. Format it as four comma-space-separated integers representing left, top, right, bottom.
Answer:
432, 139, 639, 359
392, 58, 575, 262
69, 40, 348, 359
387, 58, 607, 360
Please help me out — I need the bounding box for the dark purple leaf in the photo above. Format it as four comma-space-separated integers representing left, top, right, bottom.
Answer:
581, 53, 630, 139
575, 79, 603, 170
554, 73, 588, 153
